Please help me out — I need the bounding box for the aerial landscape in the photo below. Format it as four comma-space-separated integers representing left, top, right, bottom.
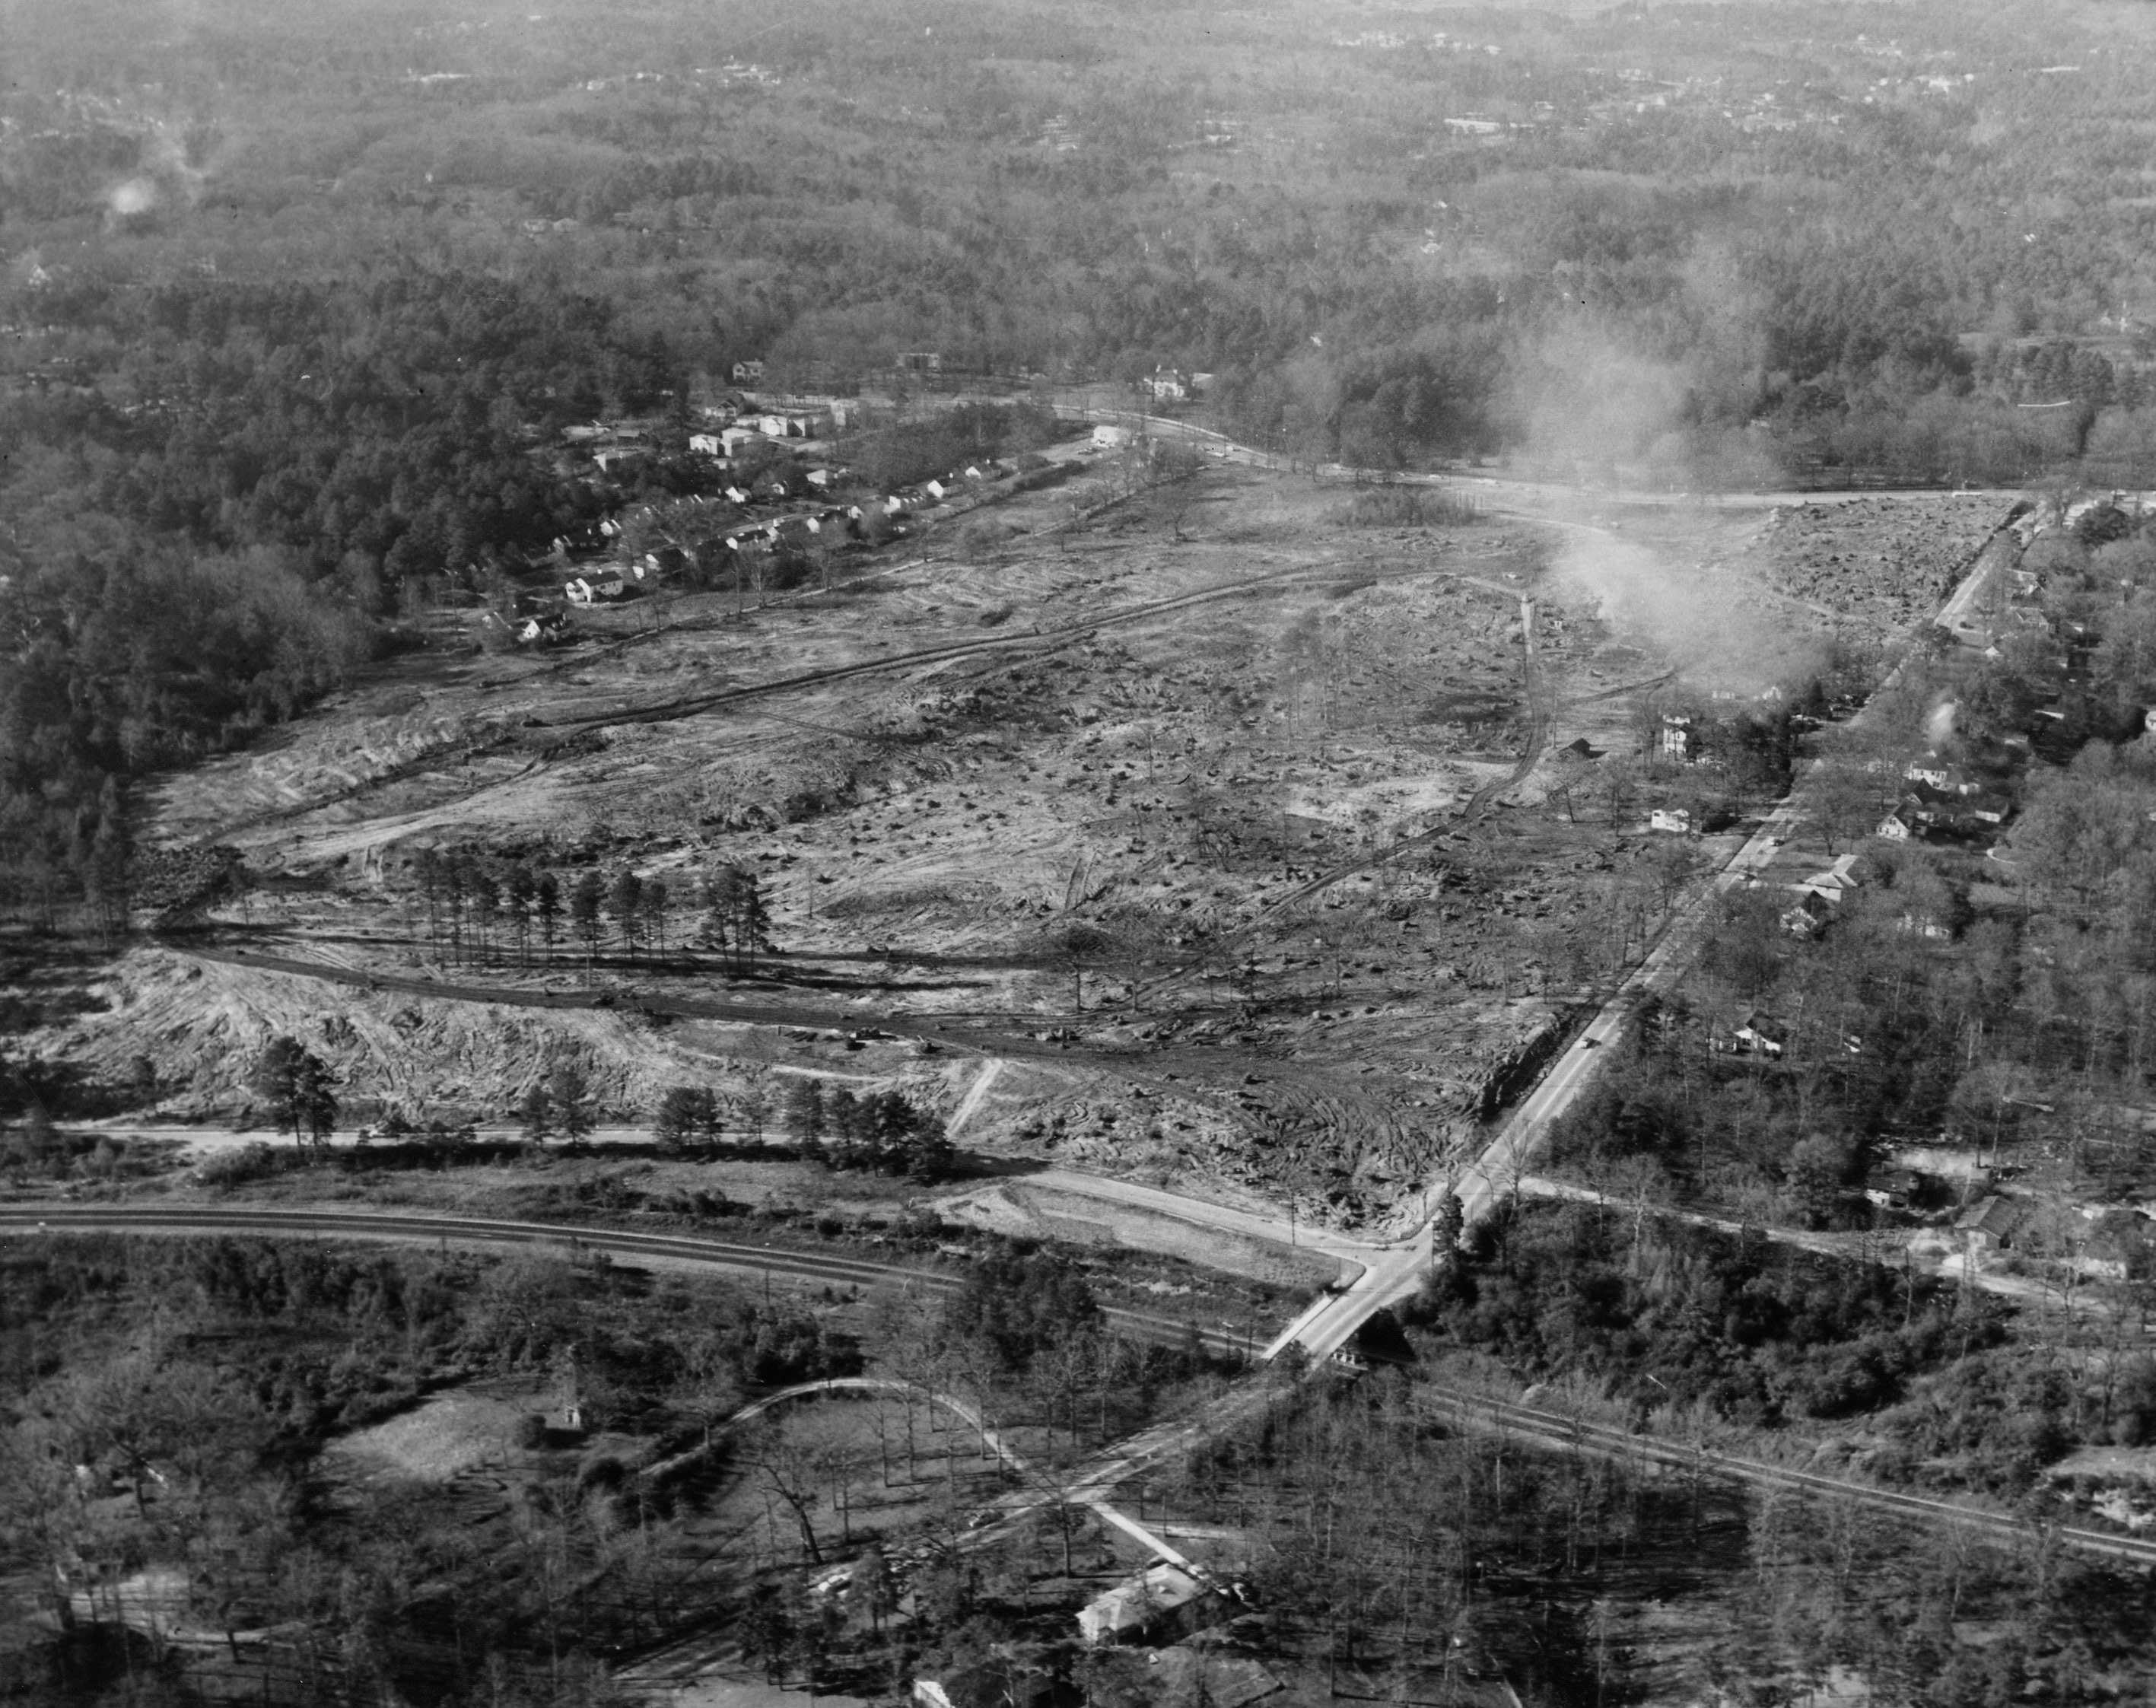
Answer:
11, 0, 2156, 1702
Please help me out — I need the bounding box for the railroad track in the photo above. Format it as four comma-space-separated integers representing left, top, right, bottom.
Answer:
1418, 1387, 2156, 1568
11, 1207, 2144, 1567
0, 1206, 1243, 1355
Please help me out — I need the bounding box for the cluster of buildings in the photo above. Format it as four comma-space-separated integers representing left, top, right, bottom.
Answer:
1872, 751, 2013, 843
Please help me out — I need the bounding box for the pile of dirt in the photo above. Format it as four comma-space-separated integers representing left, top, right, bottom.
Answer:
27, 948, 936, 1129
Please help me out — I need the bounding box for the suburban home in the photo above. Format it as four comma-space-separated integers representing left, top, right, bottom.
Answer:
1955, 1194, 2029, 1257
1863, 1168, 1925, 1213
1875, 810, 1913, 841
688, 431, 723, 456
1657, 714, 1696, 762
1792, 851, 1867, 905
895, 349, 943, 374
1076, 1562, 1234, 1646
730, 359, 765, 383
1712, 1010, 1786, 1058
1781, 891, 1833, 938
1649, 807, 1690, 834
564, 574, 624, 605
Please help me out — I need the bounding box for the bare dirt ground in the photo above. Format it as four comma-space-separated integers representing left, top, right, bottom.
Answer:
21, 447, 1993, 1234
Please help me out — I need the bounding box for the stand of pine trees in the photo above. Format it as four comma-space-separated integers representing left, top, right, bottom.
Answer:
777, 1080, 956, 1182
408, 853, 771, 972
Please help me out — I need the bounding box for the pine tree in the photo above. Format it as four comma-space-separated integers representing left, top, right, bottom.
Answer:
782, 1078, 825, 1162
906, 1111, 956, 1183
549, 1061, 596, 1144
250, 1036, 337, 1148
571, 871, 604, 967
653, 1086, 699, 1150
701, 864, 775, 970
413, 848, 445, 950
507, 867, 536, 966
519, 1084, 555, 1143
1433, 1188, 1465, 1264
469, 870, 501, 965
535, 872, 562, 961
641, 875, 669, 959
609, 870, 644, 960
826, 1088, 862, 1169
732, 869, 774, 967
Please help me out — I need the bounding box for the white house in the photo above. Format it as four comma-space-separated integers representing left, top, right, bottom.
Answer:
1792, 851, 1865, 905
564, 574, 624, 606
1649, 808, 1690, 834
1076, 1562, 1226, 1645
688, 432, 723, 456
1875, 811, 1912, 841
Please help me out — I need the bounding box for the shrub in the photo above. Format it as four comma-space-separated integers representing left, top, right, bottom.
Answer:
196, 1142, 283, 1188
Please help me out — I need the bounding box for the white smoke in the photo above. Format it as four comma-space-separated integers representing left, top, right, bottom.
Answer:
107, 177, 159, 216
1926, 698, 1957, 747
1544, 520, 1821, 695
102, 123, 212, 222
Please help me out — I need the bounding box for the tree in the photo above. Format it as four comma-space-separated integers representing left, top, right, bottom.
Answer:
703, 864, 775, 969
651, 1085, 719, 1150
549, 1061, 596, 1144
906, 1111, 958, 1182
571, 871, 605, 967
1432, 1187, 1465, 1262
609, 870, 644, 959
640, 874, 669, 959
651, 1086, 698, 1150
518, 1084, 555, 1144
535, 872, 562, 959
506, 866, 536, 966
249, 1035, 337, 1148
782, 1077, 826, 1161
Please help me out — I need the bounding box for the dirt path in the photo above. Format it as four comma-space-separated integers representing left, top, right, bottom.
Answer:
946, 1058, 1005, 1136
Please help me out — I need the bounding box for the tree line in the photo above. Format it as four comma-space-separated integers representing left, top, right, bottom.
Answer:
409, 848, 773, 969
